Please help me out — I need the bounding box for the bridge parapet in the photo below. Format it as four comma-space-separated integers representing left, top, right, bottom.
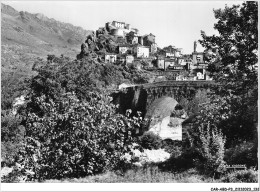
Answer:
135, 80, 216, 89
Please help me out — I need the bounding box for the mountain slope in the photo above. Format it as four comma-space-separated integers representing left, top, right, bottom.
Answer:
1, 3, 92, 59
1, 3, 92, 109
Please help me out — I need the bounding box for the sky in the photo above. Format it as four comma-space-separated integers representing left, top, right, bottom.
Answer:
3, 1, 242, 54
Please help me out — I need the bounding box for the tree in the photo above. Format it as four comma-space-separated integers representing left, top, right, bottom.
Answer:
17, 56, 146, 180
197, 1, 258, 146
199, 1, 257, 93
23, 91, 143, 180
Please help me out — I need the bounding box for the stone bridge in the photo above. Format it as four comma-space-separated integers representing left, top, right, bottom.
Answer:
112, 80, 217, 116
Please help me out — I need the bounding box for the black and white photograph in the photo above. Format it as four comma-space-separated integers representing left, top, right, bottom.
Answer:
1, 1, 259, 191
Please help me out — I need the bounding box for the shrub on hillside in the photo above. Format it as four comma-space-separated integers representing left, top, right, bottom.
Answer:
224, 140, 258, 168
140, 132, 162, 150
1, 72, 28, 110
221, 169, 258, 183
1, 112, 25, 167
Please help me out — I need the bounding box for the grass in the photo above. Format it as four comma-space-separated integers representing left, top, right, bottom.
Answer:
3, 165, 257, 183
43, 167, 217, 183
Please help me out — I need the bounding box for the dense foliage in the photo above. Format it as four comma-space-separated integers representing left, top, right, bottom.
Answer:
23, 92, 143, 180
224, 140, 258, 168
168, 1, 259, 177
221, 169, 258, 183
11, 57, 148, 180
1, 72, 28, 110
1, 1, 258, 183
1, 112, 25, 167
198, 1, 258, 147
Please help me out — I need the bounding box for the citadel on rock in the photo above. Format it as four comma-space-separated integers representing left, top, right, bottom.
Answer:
77, 20, 214, 81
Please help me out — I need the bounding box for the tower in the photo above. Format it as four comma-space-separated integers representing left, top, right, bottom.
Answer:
194, 41, 197, 53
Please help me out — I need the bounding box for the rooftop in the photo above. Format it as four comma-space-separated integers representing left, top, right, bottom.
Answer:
112, 21, 126, 24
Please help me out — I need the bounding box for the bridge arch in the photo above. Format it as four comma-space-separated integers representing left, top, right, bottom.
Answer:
113, 80, 216, 116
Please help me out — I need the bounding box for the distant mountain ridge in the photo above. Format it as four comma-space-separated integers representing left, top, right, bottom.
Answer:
1, 3, 94, 78
1, 3, 92, 48
1, 3, 93, 108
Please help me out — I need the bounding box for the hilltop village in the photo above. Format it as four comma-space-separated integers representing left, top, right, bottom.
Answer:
77, 21, 213, 81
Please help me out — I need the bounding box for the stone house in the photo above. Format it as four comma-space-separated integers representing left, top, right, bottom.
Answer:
112, 21, 126, 28
164, 58, 176, 69
150, 43, 158, 54
175, 48, 182, 57
117, 55, 126, 63
134, 45, 149, 58
126, 55, 134, 64
138, 36, 144, 45
110, 28, 126, 37
157, 57, 177, 71
163, 46, 182, 58
106, 21, 138, 37
118, 44, 129, 54
179, 55, 193, 68
196, 72, 205, 80
126, 31, 138, 44
192, 68, 206, 80
157, 57, 165, 70
143, 33, 156, 46
192, 52, 204, 64
105, 54, 117, 63
165, 52, 175, 58
163, 45, 176, 53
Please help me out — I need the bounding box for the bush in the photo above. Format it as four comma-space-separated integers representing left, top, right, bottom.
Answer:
140, 132, 162, 150
224, 140, 258, 168
161, 139, 182, 157
194, 123, 226, 176
221, 169, 258, 183
159, 146, 201, 172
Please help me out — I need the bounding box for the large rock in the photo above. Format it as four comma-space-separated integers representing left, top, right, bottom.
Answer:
145, 96, 187, 140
